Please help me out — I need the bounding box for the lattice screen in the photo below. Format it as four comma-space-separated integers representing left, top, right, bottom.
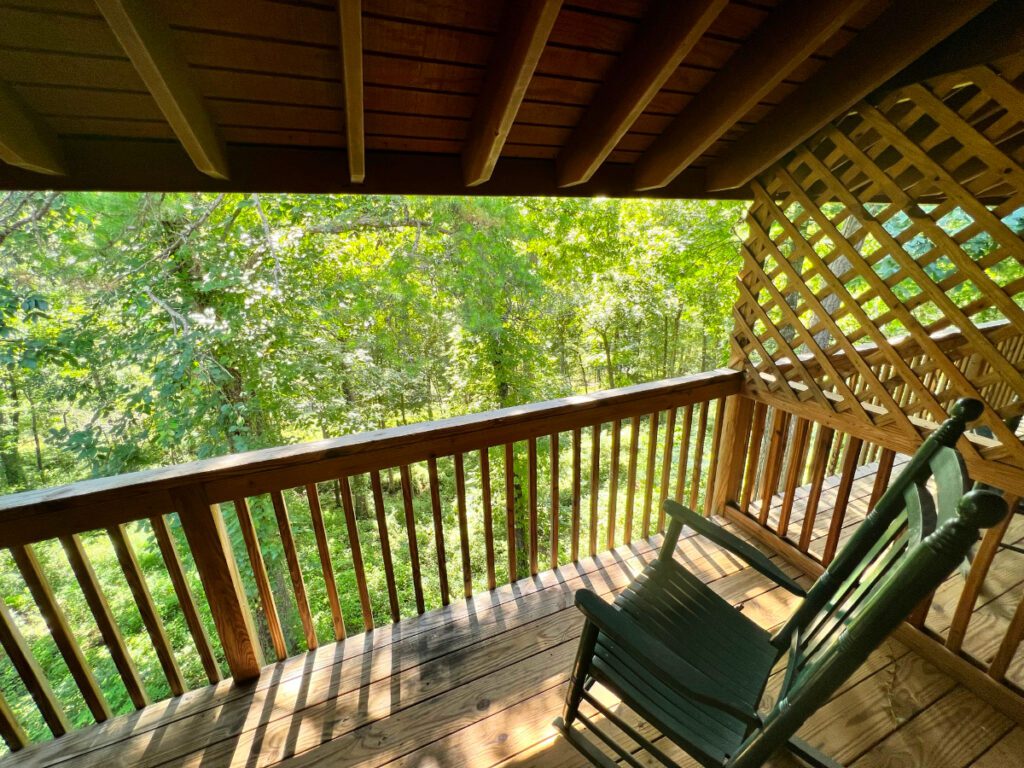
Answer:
732, 56, 1024, 467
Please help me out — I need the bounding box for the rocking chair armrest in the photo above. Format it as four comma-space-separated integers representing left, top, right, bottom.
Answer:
663, 500, 807, 597
574, 589, 759, 726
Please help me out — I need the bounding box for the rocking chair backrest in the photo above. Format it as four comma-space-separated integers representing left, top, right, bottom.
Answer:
726, 400, 1009, 768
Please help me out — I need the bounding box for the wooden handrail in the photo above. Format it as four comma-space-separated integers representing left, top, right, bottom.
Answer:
760, 318, 1024, 432
770, 318, 1019, 377
0, 368, 741, 546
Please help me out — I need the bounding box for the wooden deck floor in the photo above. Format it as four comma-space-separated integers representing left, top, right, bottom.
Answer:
8, 465, 1023, 768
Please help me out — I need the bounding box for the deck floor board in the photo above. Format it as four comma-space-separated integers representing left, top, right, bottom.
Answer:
5, 463, 1020, 767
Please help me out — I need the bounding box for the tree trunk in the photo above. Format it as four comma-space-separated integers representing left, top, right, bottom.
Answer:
669, 310, 682, 375
599, 331, 615, 389
0, 373, 26, 488
576, 349, 590, 392
26, 389, 43, 481
662, 314, 670, 379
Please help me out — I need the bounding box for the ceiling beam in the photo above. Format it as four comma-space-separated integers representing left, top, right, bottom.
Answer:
95, 0, 229, 180
338, 0, 365, 184
877, 0, 1024, 93
705, 0, 995, 192
0, 81, 65, 176
633, 0, 870, 192
462, 0, 562, 187
0, 139, 751, 200
556, 0, 727, 188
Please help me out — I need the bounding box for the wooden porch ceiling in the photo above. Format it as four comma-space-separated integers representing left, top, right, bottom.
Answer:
0, 0, 1017, 196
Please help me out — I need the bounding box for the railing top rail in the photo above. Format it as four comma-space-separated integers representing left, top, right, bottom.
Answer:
0, 369, 741, 546
769, 318, 1019, 376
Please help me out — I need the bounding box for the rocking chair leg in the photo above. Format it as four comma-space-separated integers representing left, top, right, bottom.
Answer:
563, 619, 600, 727
554, 716, 620, 768
787, 736, 844, 768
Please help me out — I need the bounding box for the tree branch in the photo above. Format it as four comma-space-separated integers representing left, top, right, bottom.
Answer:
0, 192, 59, 246
143, 287, 190, 334
252, 193, 282, 292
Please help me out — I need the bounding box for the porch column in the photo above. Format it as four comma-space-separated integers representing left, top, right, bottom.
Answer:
173, 485, 264, 682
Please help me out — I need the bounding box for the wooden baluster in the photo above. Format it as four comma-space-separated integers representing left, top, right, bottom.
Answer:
173, 487, 262, 682
571, 427, 582, 562
798, 426, 835, 552
642, 412, 660, 533
689, 400, 710, 511
550, 433, 560, 570
827, 428, 845, 476
60, 534, 149, 707
453, 454, 474, 598
371, 471, 401, 622
740, 402, 768, 512
305, 484, 346, 640
758, 409, 790, 525
606, 419, 620, 550
589, 424, 601, 557
504, 444, 517, 583
270, 490, 318, 650
777, 418, 810, 537
710, 395, 755, 517
477, 451, 496, 591
340, 476, 374, 630
947, 496, 1017, 653
232, 497, 287, 660
868, 448, 896, 510
107, 523, 187, 694
0, 691, 26, 752
428, 456, 451, 603
703, 397, 727, 517
675, 404, 694, 502
10, 544, 111, 721
149, 515, 222, 682
657, 407, 677, 532
623, 416, 640, 544
822, 436, 863, 565
988, 588, 1024, 682
0, 599, 68, 736
400, 465, 427, 611
528, 437, 539, 574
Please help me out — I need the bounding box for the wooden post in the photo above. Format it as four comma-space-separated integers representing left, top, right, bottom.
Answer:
709, 394, 755, 516
173, 485, 263, 682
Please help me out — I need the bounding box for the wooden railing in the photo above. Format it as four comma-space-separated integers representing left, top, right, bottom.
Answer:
751, 317, 1024, 491
715, 393, 1024, 723
0, 369, 739, 752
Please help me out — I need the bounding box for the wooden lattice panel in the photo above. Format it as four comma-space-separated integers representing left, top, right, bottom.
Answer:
733, 57, 1024, 466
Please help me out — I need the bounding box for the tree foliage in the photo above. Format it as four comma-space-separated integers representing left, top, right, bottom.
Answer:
0, 191, 746, 745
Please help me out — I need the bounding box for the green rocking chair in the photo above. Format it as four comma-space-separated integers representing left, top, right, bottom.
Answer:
557, 399, 1008, 768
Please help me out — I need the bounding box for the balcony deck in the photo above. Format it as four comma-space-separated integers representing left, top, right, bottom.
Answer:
7, 461, 1023, 768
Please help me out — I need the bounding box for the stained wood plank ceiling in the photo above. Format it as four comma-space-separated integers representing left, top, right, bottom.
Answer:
0, 0, 1012, 196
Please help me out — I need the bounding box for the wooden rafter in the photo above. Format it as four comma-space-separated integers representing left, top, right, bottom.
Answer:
705, 0, 993, 192
633, 0, 867, 191
95, 0, 229, 180
338, 0, 365, 184
556, 0, 727, 188
462, 0, 562, 187
0, 81, 65, 176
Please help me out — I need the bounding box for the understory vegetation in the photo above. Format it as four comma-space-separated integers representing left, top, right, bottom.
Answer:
0, 191, 745, 744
